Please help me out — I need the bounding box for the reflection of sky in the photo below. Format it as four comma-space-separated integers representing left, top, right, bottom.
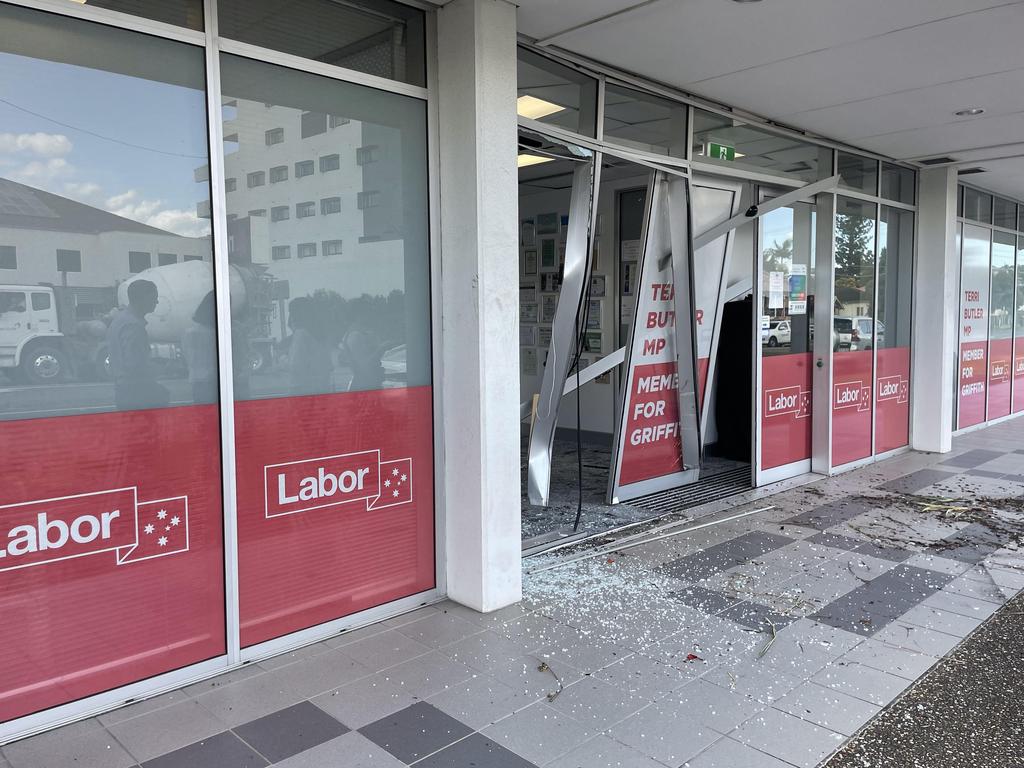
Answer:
761, 207, 792, 252
0, 52, 209, 233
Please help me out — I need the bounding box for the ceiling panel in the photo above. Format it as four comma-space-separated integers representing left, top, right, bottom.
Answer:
520, 0, 1015, 84
682, 4, 1024, 119
860, 111, 1024, 159
788, 70, 1024, 143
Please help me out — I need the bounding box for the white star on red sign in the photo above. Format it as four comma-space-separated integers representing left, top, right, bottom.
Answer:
392, 468, 399, 476
384, 479, 391, 488
157, 509, 167, 520
170, 516, 180, 526
392, 490, 399, 497
401, 474, 407, 482
144, 523, 155, 535
157, 536, 168, 547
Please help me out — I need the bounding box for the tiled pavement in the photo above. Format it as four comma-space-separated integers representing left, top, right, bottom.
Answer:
4, 421, 1024, 768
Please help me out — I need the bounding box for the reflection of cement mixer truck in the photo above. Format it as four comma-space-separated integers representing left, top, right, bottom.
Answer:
0, 260, 286, 384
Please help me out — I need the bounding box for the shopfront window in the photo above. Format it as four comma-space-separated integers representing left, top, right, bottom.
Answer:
219, 53, 434, 647
760, 202, 815, 471
833, 197, 876, 465
0, 4, 224, 723
602, 83, 687, 156
988, 231, 1016, 419
1015, 235, 1024, 414
692, 109, 832, 183
993, 197, 1017, 230
962, 187, 993, 224
517, 47, 598, 137
63, 0, 203, 30
876, 206, 914, 452
958, 224, 991, 428
837, 152, 879, 195
880, 163, 915, 205
218, 0, 426, 87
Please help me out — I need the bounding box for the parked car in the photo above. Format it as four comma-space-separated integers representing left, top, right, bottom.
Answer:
761, 320, 791, 347
849, 316, 885, 351
833, 317, 853, 351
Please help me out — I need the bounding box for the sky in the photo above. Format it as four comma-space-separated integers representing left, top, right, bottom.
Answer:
0, 51, 212, 238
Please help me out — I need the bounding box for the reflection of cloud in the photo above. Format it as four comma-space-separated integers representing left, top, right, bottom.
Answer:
63, 180, 102, 199
105, 188, 210, 238
10, 157, 72, 185
0, 132, 72, 157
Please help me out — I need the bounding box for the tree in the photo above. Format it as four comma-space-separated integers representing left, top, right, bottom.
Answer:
834, 213, 873, 278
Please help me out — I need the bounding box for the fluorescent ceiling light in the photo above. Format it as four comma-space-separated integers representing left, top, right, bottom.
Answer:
954, 107, 985, 117
518, 154, 554, 168
517, 95, 565, 120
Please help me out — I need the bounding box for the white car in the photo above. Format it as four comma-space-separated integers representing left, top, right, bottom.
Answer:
850, 316, 885, 351
761, 320, 791, 347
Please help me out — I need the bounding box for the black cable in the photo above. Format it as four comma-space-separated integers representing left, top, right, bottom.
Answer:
571, 255, 596, 533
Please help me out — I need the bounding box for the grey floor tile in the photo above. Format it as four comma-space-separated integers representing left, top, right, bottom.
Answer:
593, 653, 692, 700
670, 678, 766, 732
682, 736, 794, 768
359, 702, 473, 764
271, 647, 375, 699
902, 553, 974, 576
312, 672, 419, 730
839, 639, 938, 680
805, 531, 865, 552
379, 650, 476, 699
853, 540, 912, 563
416, 733, 537, 768
701, 661, 805, 705
98, 690, 192, 727
661, 532, 794, 582
782, 498, 873, 530
605, 703, 722, 766
773, 681, 880, 736
107, 699, 230, 763
381, 605, 441, 629
544, 677, 649, 730
140, 732, 267, 768
870, 621, 964, 657
731, 708, 846, 768
272, 731, 405, 768
182, 664, 264, 697
323, 623, 390, 649
879, 469, 956, 494
342, 630, 434, 672
898, 603, 985, 638
482, 701, 594, 766
193, 667, 305, 728
920, 589, 1002, 621
255, 643, 329, 672
3, 719, 137, 768
811, 661, 910, 707
427, 673, 527, 730
233, 701, 348, 763
397, 612, 485, 648
939, 448, 1004, 468
669, 584, 741, 614
942, 576, 1009, 605
716, 600, 798, 633
534, 626, 633, 675
545, 735, 664, 768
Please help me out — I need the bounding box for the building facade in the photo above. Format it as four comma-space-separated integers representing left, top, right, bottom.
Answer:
0, 0, 1020, 742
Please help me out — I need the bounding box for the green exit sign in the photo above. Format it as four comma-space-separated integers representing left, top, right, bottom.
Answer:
707, 142, 736, 161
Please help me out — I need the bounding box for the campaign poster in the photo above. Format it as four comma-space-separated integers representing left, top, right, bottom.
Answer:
958, 227, 989, 429
987, 338, 1012, 420
1015, 337, 1024, 414
761, 353, 812, 470
234, 387, 434, 648
875, 346, 911, 454
0, 406, 226, 722
832, 351, 873, 466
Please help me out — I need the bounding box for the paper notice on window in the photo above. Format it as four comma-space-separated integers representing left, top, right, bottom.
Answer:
768, 271, 784, 309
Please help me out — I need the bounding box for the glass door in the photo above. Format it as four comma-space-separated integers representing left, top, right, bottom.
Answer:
757, 196, 817, 480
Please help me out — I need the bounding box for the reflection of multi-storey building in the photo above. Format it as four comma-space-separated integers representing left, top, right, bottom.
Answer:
0, 177, 210, 317
209, 98, 410, 304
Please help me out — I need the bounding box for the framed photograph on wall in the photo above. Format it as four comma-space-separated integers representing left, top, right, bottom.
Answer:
587, 299, 601, 329
536, 212, 559, 235
524, 249, 538, 276
540, 273, 563, 293
559, 214, 570, 242
519, 325, 537, 346
520, 301, 538, 323
590, 274, 606, 298
520, 219, 536, 247
542, 294, 557, 323
538, 326, 552, 347
520, 282, 537, 303
521, 347, 538, 376
540, 238, 557, 271
584, 330, 602, 354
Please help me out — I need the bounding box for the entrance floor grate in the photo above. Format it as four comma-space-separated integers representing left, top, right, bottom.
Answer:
631, 465, 752, 515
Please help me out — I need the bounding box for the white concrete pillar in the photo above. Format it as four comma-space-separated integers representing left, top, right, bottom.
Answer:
436, 0, 522, 611
911, 167, 959, 453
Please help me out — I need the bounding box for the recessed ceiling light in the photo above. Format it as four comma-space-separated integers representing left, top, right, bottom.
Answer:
517, 95, 566, 121
517, 154, 554, 168
954, 107, 985, 116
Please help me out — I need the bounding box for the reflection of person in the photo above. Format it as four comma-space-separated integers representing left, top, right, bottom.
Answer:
182, 291, 218, 404
343, 327, 384, 391
287, 297, 332, 395
107, 279, 169, 410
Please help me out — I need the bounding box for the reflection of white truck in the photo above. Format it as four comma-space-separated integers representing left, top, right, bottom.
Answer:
0, 260, 284, 384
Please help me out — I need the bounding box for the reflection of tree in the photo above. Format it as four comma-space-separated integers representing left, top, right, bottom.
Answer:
763, 237, 792, 275
991, 264, 1016, 335
835, 213, 873, 304
304, 288, 406, 348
